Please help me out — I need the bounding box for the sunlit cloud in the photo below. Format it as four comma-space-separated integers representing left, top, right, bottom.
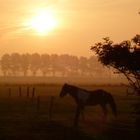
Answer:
0, 24, 30, 39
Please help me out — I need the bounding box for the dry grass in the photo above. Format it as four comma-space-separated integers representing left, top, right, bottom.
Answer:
0, 84, 139, 140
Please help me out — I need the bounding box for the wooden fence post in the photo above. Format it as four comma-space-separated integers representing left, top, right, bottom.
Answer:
27, 86, 29, 98
32, 87, 35, 98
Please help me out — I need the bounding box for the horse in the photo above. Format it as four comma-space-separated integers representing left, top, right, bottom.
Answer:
60, 83, 117, 126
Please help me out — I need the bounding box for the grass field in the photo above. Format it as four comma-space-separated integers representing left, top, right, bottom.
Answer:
0, 84, 139, 140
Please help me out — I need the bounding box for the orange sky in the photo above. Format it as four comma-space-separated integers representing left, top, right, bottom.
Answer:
0, 0, 140, 57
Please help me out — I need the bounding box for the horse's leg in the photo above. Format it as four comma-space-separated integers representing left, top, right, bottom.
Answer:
96, 104, 107, 131
101, 104, 108, 123
74, 106, 81, 127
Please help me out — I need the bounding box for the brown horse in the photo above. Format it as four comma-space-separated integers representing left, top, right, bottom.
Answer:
60, 83, 117, 126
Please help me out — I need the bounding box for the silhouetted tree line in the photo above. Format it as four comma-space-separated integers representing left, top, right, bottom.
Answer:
0, 53, 115, 78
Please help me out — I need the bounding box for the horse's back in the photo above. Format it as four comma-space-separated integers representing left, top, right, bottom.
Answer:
87, 89, 111, 104
90, 89, 109, 97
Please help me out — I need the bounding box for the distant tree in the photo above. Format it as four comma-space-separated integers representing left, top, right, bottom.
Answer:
30, 53, 41, 76
10, 53, 21, 76
88, 56, 96, 77
59, 54, 70, 77
40, 54, 51, 76
0, 54, 11, 76
20, 53, 30, 76
50, 54, 59, 77
79, 56, 89, 76
91, 35, 140, 95
68, 55, 79, 76
88, 56, 104, 77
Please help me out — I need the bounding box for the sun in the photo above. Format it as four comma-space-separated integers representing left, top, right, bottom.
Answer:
26, 9, 58, 35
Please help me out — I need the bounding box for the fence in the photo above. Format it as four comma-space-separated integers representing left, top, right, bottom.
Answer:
0, 86, 56, 121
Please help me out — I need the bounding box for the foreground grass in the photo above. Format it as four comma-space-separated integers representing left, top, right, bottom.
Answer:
0, 97, 96, 140
0, 85, 139, 140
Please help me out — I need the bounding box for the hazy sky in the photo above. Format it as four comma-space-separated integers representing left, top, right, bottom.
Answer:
0, 0, 140, 57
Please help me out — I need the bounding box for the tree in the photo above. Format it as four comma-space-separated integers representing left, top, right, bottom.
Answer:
59, 54, 69, 77
30, 53, 41, 76
68, 55, 79, 77
40, 54, 51, 76
91, 35, 140, 95
50, 54, 59, 77
0, 54, 11, 76
10, 53, 21, 76
88, 56, 107, 78
79, 56, 89, 76
20, 53, 30, 76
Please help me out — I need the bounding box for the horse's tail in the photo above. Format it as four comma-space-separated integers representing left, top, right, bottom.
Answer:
107, 93, 117, 117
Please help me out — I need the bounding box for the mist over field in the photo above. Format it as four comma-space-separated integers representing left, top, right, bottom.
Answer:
0, 76, 127, 86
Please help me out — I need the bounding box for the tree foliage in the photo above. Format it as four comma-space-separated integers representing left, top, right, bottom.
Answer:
91, 35, 140, 95
0, 53, 111, 78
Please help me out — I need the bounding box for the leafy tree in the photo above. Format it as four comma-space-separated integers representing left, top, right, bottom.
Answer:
79, 56, 89, 76
20, 53, 30, 76
68, 55, 79, 77
88, 56, 100, 77
10, 53, 21, 76
59, 54, 70, 77
0, 54, 11, 76
30, 53, 41, 76
91, 35, 140, 95
40, 54, 51, 76
50, 54, 60, 77
88, 56, 107, 78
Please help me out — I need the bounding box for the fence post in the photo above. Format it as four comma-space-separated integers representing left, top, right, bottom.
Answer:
32, 87, 35, 98
27, 86, 29, 98
48, 96, 54, 121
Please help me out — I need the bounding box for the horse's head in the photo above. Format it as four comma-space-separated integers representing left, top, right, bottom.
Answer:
60, 83, 68, 97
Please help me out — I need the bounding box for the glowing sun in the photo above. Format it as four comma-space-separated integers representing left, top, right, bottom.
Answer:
26, 9, 57, 35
